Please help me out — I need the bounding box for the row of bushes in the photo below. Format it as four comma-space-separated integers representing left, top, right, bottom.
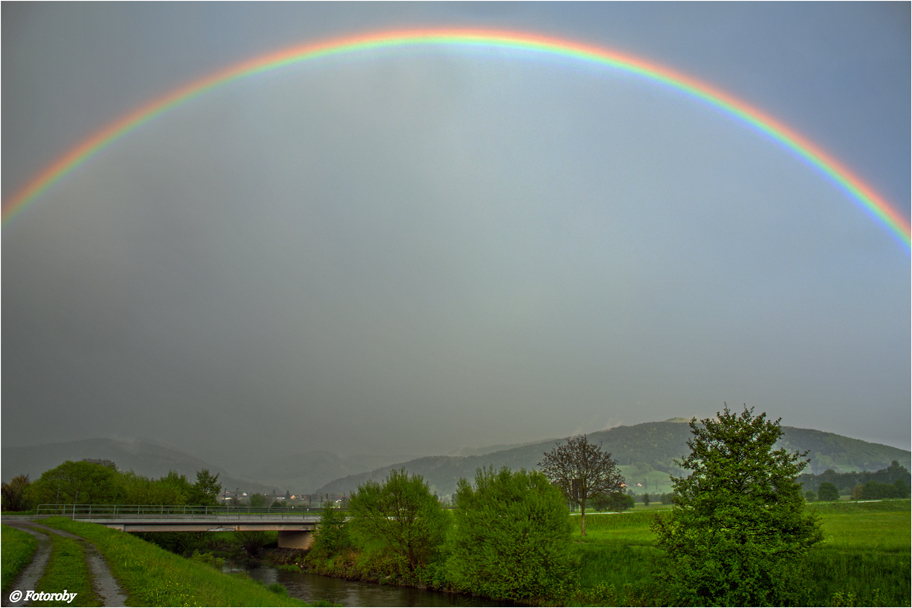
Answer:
303, 467, 577, 603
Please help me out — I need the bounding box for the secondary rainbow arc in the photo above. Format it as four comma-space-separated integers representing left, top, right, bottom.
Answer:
3, 28, 909, 252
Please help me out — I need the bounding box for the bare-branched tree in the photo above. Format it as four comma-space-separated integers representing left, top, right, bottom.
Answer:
538, 434, 625, 535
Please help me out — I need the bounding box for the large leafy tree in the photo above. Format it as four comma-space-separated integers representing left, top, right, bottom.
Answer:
347, 469, 448, 575
538, 434, 624, 535
28, 460, 123, 505
653, 405, 822, 606
447, 467, 575, 602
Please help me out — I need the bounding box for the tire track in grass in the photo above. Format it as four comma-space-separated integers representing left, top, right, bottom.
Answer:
21, 525, 126, 608
28, 532, 100, 607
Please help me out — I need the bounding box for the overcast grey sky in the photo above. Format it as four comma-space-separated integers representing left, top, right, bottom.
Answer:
3, 3, 909, 468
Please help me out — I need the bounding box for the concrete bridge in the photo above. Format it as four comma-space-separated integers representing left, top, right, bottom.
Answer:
35, 505, 322, 549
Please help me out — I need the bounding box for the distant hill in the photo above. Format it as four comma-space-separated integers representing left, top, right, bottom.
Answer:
447, 439, 559, 458
238, 451, 418, 495
1, 438, 268, 494
313, 421, 911, 497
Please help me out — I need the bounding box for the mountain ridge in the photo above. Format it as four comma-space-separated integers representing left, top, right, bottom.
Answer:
4, 421, 908, 499
312, 421, 911, 497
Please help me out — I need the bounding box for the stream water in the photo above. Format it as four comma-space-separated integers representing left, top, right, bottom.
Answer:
224, 563, 507, 607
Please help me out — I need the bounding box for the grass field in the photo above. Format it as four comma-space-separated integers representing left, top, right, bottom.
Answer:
570, 500, 911, 607
41, 518, 310, 607
802, 501, 911, 606
1, 524, 39, 592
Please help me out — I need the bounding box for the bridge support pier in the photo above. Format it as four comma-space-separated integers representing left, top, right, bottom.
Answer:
277, 530, 314, 550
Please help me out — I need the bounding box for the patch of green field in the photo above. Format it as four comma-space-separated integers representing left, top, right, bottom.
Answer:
802, 500, 911, 606
41, 518, 310, 607
573, 511, 665, 546
815, 500, 910, 552
570, 501, 911, 607
2, 524, 38, 592
31, 532, 101, 607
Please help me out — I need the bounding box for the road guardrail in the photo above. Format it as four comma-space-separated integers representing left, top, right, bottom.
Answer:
36, 504, 327, 519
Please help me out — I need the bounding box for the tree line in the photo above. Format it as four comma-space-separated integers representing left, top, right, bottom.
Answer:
305, 406, 831, 605
1, 460, 221, 510
797, 460, 910, 498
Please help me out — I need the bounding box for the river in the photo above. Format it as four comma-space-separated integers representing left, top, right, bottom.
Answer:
224, 563, 508, 607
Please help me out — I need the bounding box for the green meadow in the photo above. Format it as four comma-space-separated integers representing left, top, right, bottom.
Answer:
570, 500, 911, 607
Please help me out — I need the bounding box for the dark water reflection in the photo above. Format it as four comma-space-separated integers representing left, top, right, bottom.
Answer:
225, 563, 508, 607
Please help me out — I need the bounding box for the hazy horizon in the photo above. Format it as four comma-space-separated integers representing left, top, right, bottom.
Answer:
3, 4, 909, 466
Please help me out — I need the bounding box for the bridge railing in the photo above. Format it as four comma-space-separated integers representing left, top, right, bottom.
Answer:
35, 504, 326, 519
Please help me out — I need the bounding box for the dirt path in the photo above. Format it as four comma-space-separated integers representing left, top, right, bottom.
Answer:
2, 521, 127, 607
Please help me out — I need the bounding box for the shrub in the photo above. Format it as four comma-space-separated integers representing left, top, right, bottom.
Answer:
237, 530, 270, 556
818, 482, 840, 502
653, 406, 822, 606
309, 503, 352, 559
592, 492, 635, 512
348, 469, 448, 576
1, 475, 32, 512
132, 531, 207, 556
447, 467, 575, 602
267, 582, 289, 596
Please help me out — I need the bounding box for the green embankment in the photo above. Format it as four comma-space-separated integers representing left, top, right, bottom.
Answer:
571, 500, 911, 607
30, 532, 101, 607
2, 524, 39, 592
40, 518, 309, 607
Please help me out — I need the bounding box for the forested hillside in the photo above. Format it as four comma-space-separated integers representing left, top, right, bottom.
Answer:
314, 420, 910, 497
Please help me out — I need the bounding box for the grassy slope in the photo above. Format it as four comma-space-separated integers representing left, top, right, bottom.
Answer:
31, 532, 101, 607
40, 518, 309, 607
571, 500, 911, 607
2, 524, 39, 592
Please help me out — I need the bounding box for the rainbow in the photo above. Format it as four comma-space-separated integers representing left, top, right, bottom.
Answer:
3, 28, 909, 251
